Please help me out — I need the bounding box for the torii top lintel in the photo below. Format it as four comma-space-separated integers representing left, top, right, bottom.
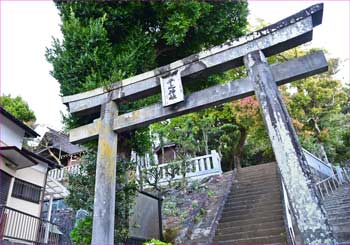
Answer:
62, 3, 323, 116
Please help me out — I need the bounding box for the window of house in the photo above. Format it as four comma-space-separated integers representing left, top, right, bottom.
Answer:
0, 170, 12, 205
12, 178, 42, 203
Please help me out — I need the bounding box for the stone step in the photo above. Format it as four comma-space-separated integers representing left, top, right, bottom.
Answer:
324, 201, 350, 209
216, 220, 285, 235
236, 170, 277, 179
325, 191, 350, 200
225, 193, 281, 206
239, 163, 276, 169
238, 162, 276, 171
219, 209, 284, 223
214, 227, 284, 242
325, 187, 350, 195
331, 222, 350, 233
236, 175, 278, 183
234, 182, 279, 189
324, 197, 350, 205
326, 194, 350, 201
324, 202, 350, 208
326, 209, 350, 217
323, 196, 350, 204
222, 203, 283, 217
225, 195, 281, 207
234, 181, 279, 189
323, 184, 350, 244
222, 200, 282, 213
328, 216, 350, 224
213, 234, 285, 244
213, 163, 286, 244
232, 183, 280, 194
217, 214, 284, 229
325, 204, 350, 212
334, 231, 350, 243
229, 187, 280, 199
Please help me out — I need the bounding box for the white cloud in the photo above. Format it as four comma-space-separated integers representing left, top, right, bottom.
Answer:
249, 1, 349, 82
1, 1, 65, 130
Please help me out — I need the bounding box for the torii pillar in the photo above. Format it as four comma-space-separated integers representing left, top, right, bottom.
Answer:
244, 50, 335, 244
91, 101, 118, 245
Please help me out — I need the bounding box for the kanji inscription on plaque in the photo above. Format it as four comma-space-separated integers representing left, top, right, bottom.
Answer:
160, 70, 184, 107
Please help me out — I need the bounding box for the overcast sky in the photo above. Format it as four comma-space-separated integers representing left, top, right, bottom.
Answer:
1, 1, 349, 131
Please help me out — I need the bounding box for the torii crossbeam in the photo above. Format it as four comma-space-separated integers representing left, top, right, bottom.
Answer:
63, 4, 336, 244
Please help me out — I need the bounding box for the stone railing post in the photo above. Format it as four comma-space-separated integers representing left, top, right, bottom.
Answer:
211, 150, 222, 173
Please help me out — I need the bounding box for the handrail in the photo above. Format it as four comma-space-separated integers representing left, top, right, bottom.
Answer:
303, 148, 334, 178
343, 167, 350, 181
0, 205, 60, 244
0, 205, 50, 222
315, 171, 349, 200
315, 174, 337, 186
48, 164, 81, 181
302, 148, 331, 169
145, 154, 213, 169
139, 150, 222, 185
281, 181, 296, 245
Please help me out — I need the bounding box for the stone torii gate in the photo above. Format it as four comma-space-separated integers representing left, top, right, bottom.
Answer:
63, 4, 336, 244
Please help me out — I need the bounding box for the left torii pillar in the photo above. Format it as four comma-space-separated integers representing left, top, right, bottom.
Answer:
92, 101, 118, 245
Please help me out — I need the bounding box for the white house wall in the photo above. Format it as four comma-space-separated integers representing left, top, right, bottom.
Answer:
0, 115, 26, 148
16, 166, 46, 187
1, 157, 47, 218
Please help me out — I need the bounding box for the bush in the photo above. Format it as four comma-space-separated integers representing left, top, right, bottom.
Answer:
143, 239, 171, 245
70, 216, 92, 245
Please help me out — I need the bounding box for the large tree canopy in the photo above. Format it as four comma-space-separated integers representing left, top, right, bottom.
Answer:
47, 1, 248, 97
46, 1, 249, 157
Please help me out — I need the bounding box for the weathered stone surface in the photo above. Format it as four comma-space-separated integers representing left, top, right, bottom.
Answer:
63, 4, 323, 116
91, 101, 118, 245
244, 50, 335, 244
69, 51, 327, 144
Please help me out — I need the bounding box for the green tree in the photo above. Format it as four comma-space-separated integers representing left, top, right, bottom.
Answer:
66, 150, 137, 244
0, 94, 36, 124
47, 1, 248, 97
274, 47, 349, 165
47, 2, 249, 243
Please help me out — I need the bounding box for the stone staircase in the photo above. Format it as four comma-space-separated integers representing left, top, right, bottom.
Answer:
213, 162, 286, 244
323, 185, 350, 244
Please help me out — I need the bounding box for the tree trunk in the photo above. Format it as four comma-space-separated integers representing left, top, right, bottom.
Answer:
233, 154, 240, 169
233, 128, 247, 169
203, 129, 209, 155
311, 118, 330, 164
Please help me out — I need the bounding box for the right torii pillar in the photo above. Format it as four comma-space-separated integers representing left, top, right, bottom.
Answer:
244, 50, 336, 244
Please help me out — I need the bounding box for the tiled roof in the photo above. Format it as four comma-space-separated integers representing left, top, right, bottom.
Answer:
36, 128, 84, 155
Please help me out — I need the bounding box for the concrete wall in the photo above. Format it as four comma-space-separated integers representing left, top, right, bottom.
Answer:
0, 115, 25, 148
